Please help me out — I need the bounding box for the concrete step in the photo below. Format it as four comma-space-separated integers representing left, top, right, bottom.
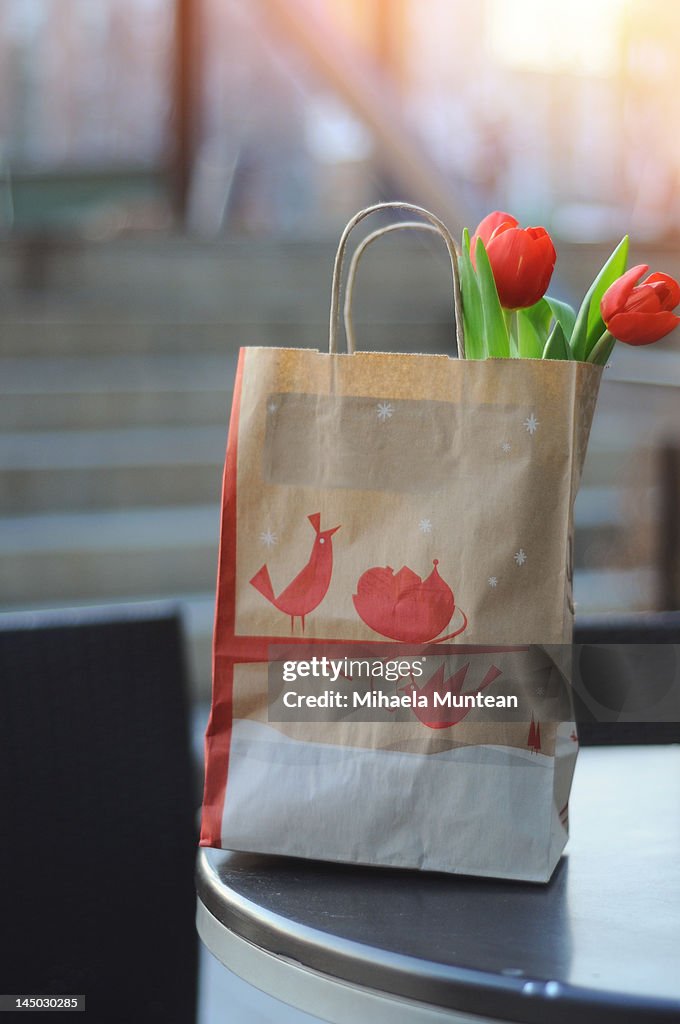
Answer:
0, 427, 228, 513
0, 348, 238, 432
0, 320, 454, 359
0, 389, 231, 432
1, 354, 239, 395
3, 236, 680, 310
0, 426, 228, 469
0, 505, 220, 606
1, 462, 223, 514
0, 238, 458, 326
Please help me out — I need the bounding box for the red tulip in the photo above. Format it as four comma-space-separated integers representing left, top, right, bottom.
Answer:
470, 210, 556, 309
600, 264, 680, 345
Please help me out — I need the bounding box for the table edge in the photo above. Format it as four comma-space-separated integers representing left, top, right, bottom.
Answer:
196, 848, 680, 1024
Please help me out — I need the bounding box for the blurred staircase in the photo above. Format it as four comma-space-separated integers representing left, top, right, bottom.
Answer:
2, 236, 679, 697
0, 235, 454, 697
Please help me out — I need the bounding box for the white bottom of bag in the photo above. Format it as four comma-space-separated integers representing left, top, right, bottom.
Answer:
220, 720, 576, 883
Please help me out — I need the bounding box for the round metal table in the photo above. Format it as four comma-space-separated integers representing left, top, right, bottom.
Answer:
196, 746, 680, 1023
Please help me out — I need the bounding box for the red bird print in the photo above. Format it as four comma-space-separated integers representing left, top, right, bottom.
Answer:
250, 513, 340, 632
403, 662, 502, 729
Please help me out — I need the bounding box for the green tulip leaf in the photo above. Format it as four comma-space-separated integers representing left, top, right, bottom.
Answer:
523, 298, 553, 340
517, 309, 544, 358
506, 310, 519, 358
544, 296, 577, 343
570, 235, 629, 361
586, 329, 617, 366
475, 237, 510, 358
542, 320, 572, 360
459, 230, 485, 359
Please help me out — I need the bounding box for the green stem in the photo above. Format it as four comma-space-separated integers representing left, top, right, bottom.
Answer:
505, 309, 519, 357
586, 329, 617, 366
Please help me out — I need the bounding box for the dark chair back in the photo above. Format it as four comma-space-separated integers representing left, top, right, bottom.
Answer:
0, 603, 198, 1022
574, 612, 680, 745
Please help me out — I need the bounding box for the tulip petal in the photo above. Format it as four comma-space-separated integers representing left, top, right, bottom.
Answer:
522, 234, 556, 305
622, 285, 667, 315
471, 210, 518, 253
488, 220, 518, 243
486, 227, 555, 308
607, 310, 680, 345
645, 272, 680, 310
600, 263, 648, 322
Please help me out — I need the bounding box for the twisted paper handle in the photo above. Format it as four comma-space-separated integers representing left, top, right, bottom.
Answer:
328, 202, 465, 358
344, 221, 445, 355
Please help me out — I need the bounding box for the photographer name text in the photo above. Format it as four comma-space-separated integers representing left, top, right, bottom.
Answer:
281, 689, 518, 709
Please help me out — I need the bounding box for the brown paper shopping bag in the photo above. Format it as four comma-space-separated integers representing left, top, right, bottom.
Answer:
200, 203, 602, 882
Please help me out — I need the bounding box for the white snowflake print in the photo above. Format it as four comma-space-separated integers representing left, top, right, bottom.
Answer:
488, 576, 498, 588
524, 413, 539, 435
501, 442, 512, 453
260, 529, 277, 548
514, 549, 527, 566
419, 518, 433, 534
376, 401, 394, 422
267, 401, 278, 414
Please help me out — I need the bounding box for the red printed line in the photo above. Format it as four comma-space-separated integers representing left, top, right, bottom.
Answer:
215, 634, 531, 662
199, 658, 234, 846
199, 349, 245, 847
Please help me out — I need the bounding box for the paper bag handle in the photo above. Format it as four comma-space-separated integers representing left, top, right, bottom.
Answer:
328, 202, 464, 358
343, 221, 442, 357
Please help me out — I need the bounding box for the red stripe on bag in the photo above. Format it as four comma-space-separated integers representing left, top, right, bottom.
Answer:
199, 659, 234, 846
199, 349, 245, 846
217, 635, 530, 662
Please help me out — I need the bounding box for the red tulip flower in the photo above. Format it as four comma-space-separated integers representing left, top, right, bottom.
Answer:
600, 264, 680, 345
470, 211, 556, 309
